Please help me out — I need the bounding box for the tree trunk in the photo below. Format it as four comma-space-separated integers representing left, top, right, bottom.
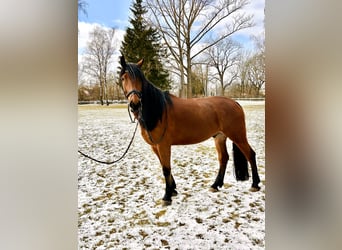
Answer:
179, 61, 186, 98
99, 80, 104, 105
186, 44, 192, 98
104, 76, 109, 105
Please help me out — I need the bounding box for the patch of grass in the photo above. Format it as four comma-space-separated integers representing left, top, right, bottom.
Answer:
155, 209, 167, 219
196, 234, 204, 239
233, 198, 242, 205
93, 195, 106, 201
136, 219, 150, 226
161, 239, 169, 246
105, 192, 114, 199
126, 233, 134, 239
131, 210, 148, 221
107, 217, 115, 223
207, 214, 217, 220
95, 231, 103, 236
139, 230, 149, 239
234, 221, 242, 229
252, 217, 261, 222
173, 159, 187, 167
252, 238, 263, 245
195, 217, 203, 224
223, 183, 233, 189
155, 221, 171, 227
95, 239, 104, 247
222, 218, 230, 223
83, 207, 92, 214
229, 211, 239, 220
195, 145, 215, 154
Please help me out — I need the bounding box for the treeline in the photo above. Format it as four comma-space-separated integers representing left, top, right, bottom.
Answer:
78, 83, 125, 102
78, 76, 264, 102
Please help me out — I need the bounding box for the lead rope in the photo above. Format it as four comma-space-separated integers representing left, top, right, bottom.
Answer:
78, 110, 139, 165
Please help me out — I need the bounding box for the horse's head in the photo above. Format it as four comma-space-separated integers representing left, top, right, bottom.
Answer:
120, 55, 144, 114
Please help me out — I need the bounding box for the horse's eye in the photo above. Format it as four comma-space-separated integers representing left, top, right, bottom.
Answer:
121, 77, 124, 81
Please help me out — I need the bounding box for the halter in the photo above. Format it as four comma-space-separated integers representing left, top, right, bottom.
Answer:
125, 89, 142, 100
126, 88, 142, 124
125, 88, 167, 145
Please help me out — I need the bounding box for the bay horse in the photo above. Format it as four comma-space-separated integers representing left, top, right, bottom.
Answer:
119, 56, 260, 205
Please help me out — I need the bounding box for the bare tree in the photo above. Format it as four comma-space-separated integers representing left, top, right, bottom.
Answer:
206, 38, 241, 96
191, 63, 209, 96
145, 0, 253, 98
81, 26, 116, 105
246, 52, 265, 97
237, 53, 247, 97
244, 32, 265, 97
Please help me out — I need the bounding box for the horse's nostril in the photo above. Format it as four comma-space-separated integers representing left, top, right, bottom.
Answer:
130, 101, 141, 111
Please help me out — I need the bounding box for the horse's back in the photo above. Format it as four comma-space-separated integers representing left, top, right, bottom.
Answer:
171, 95, 244, 122
167, 96, 245, 145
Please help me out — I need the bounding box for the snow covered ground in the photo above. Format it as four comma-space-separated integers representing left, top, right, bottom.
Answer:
78, 100, 265, 249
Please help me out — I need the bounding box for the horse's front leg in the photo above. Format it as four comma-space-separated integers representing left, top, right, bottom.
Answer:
151, 145, 177, 205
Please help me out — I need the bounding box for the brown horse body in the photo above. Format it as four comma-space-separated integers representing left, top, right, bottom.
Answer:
144, 96, 247, 145
120, 56, 260, 205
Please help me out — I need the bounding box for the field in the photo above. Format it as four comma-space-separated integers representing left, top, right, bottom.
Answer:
78, 100, 265, 249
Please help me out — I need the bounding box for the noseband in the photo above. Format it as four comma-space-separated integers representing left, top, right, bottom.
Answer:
126, 89, 142, 100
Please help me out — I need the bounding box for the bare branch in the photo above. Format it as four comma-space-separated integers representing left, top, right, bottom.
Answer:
146, 0, 254, 97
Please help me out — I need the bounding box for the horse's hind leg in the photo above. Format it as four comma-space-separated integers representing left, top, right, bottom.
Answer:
234, 141, 261, 191
210, 133, 229, 192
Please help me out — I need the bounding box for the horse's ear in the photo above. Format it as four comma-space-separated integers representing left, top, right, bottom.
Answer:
120, 55, 126, 68
137, 58, 144, 68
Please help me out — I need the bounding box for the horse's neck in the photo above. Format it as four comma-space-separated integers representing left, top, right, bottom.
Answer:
140, 83, 167, 131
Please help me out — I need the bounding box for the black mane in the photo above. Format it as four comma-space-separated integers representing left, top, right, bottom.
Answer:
121, 63, 172, 131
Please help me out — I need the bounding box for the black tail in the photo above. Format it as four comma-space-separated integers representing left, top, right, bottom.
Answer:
233, 143, 249, 181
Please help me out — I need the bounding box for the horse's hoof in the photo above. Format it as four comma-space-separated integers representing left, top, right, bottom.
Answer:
209, 187, 219, 192
172, 190, 178, 196
162, 200, 172, 206
249, 186, 261, 192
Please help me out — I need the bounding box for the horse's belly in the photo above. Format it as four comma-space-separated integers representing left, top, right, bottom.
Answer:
170, 129, 217, 145
172, 137, 211, 145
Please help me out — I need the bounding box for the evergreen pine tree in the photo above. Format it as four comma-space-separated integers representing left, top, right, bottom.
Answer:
120, 0, 171, 90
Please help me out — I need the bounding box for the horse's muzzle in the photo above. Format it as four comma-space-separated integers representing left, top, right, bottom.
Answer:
129, 101, 141, 113
126, 90, 142, 113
